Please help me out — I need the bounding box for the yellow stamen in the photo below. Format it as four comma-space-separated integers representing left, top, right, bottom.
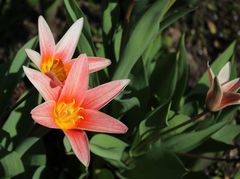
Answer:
41, 58, 68, 82
54, 99, 83, 129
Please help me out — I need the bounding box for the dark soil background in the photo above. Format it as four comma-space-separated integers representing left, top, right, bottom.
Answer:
1, 0, 240, 178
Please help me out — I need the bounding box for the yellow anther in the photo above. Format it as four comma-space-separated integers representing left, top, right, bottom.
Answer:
41, 58, 68, 82
54, 99, 83, 129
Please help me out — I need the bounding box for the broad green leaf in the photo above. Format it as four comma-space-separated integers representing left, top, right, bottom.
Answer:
0, 37, 37, 111
102, 1, 120, 60
150, 53, 178, 103
130, 102, 171, 157
162, 121, 227, 153
0, 151, 24, 177
179, 101, 199, 116
15, 126, 50, 157
159, 6, 195, 32
142, 33, 162, 78
111, 97, 140, 118
165, 112, 191, 135
211, 124, 240, 145
172, 34, 189, 111
0, 129, 11, 152
90, 134, 128, 161
124, 144, 186, 179
3, 90, 40, 147
140, 102, 171, 135
113, 0, 175, 80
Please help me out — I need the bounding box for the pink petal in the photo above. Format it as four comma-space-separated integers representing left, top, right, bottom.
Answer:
65, 56, 111, 73
31, 101, 58, 128
218, 62, 231, 85
55, 18, 83, 62
222, 78, 240, 93
38, 16, 55, 60
217, 92, 240, 110
23, 66, 61, 101
64, 130, 90, 167
59, 54, 88, 105
25, 49, 41, 69
88, 57, 111, 73
206, 77, 223, 111
207, 62, 215, 88
77, 109, 128, 133
82, 80, 130, 110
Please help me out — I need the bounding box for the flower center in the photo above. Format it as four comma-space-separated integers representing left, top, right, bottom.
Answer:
41, 58, 69, 82
53, 99, 83, 129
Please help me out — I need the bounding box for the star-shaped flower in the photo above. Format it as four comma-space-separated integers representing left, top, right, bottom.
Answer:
25, 16, 110, 85
23, 55, 129, 166
206, 62, 240, 111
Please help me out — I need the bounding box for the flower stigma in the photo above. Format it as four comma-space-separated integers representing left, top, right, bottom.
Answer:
41, 58, 69, 82
54, 99, 83, 129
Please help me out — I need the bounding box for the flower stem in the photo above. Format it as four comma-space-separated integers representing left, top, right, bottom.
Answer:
131, 110, 208, 157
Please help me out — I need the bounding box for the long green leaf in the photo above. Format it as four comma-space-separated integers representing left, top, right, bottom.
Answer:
113, 0, 175, 80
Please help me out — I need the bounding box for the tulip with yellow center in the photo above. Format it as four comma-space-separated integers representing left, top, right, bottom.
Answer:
23, 55, 129, 167
25, 16, 111, 85
206, 62, 240, 111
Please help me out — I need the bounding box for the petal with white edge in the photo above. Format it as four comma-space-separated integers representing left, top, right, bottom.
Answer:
218, 62, 231, 85
31, 100, 58, 128
55, 18, 83, 62
23, 66, 61, 101
64, 129, 90, 167
25, 49, 41, 69
206, 77, 223, 111
217, 92, 240, 110
82, 80, 130, 110
59, 54, 88, 105
38, 16, 55, 61
222, 78, 240, 93
77, 109, 128, 133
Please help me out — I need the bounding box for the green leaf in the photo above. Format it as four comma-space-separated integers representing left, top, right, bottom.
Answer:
0, 151, 24, 177
150, 53, 178, 103
165, 112, 191, 135
159, 6, 196, 32
102, 1, 120, 60
111, 97, 140, 118
90, 134, 128, 161
211, 124, 240, 145
140, 102, 171, 135
142, 33, 162, 78
0, 37, 37, 110
124, 144, 186, 179
113, 0, 175, 80
163, 121, 227, 153
3, 90, 40, 146
172, 34, 189, 111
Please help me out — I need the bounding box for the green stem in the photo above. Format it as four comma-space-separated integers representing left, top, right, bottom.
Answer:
131, 110, 208, 157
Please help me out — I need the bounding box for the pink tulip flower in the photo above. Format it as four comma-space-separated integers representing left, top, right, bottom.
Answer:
206, 62, 240, 111
25, 16, 111, 85
23, 55, 129, 167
